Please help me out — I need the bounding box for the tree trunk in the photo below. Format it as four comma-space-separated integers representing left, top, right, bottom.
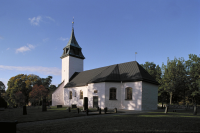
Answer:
170, 92, 173, 105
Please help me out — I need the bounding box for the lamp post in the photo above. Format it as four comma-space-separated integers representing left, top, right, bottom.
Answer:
135, 52, 137, 61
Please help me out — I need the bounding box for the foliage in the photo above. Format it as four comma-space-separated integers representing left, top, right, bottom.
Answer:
47, 85, 57, 103
0, 81, 6, 92
15, 91, 26, 107
29, 84, 48, 104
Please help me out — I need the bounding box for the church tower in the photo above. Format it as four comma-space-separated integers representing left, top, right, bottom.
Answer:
60, 20, 85, 84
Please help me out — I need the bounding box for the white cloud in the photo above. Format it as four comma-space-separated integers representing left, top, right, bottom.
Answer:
43, 38, 49, 42
0, 36, 3, 39
6, 48, 10, 50
16, 44, 35, 53
0, 65, 61, 76
28, 16, 42, 26
59, 37, 68, 41
46, 16, 55, 22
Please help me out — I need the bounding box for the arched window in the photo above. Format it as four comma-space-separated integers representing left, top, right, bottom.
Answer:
80, 90, 83, 99
69, 91, 72, 99
126, 87, 132, 100
110, 88, 116, 100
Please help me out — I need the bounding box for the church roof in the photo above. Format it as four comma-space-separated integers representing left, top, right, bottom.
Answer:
64, 61, 160, 88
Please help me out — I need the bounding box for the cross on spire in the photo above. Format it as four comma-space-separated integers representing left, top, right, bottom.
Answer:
72, 17, 74, 29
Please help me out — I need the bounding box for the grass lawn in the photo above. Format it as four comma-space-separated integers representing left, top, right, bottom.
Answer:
0, 106, 97, 123
14, 108, 200, 133
1, 106, 200, 132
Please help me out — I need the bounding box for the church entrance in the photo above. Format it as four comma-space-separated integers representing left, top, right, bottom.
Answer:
93, 96, 98, 108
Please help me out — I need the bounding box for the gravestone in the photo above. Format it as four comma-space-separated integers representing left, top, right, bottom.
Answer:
23, 106, 27, 115
42, 99, 47, 112
165, 105, 168, 113
99, 108, 101, 114
114, 108, 117, 113
97, 106, 99, 111
104, 107, 107, 114
83, 97, 88, 111
0, 120, 18, 133
57, 105, 62, 108
86, 109, 88, 116
77, 108, 79, 114
68, 107, 71, 112
193, 104, 197, 115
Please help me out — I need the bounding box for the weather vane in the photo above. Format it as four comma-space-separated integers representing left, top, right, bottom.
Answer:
135, 52, 137, 61
72, 17, 74, 28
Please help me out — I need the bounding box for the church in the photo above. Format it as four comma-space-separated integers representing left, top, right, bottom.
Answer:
52, 24, 160, 110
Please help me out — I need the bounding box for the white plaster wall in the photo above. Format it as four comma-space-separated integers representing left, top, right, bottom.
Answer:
88, 83, 105, 109
64, 86, 87, 107
62, 56, 83, 84
52, 82, 65, 106
142, 82, 158, 110
105, 82, 122, 110
122, 81, 142, 110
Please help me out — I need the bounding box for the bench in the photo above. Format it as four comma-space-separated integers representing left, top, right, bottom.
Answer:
71, 104, 77, 109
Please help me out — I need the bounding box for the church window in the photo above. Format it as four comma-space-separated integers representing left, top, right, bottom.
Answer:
80, 90, 83, 99
69, 91, 72, 99
66, 48, 68, 54
75, 92, 76, 97
94, 90, 98, 93
126, 87, 132, 100
109, 88, 116, 100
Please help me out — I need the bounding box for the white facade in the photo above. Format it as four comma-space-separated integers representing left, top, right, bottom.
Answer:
52, 82, 65, 106
62, 56, 83, 85
61, 81, 158, 110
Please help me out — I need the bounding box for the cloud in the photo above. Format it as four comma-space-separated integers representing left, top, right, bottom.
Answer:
6, 48, 10, 50
46, 16, 55, 22
59, 37, 68, 41
16, 44, 35, 53
43, 38, 49, 42
0, 36, 3, 39
0, 65, 61, 76
28, 16, 42, 26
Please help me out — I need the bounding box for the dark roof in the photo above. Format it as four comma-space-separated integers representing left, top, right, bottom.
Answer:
64, 61, 160, 88
60, 28, 85, 59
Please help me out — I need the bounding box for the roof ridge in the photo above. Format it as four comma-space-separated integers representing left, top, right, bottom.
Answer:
88, 65, 112, 83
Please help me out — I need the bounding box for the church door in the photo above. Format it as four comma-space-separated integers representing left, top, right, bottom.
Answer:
93, 96, 98, 108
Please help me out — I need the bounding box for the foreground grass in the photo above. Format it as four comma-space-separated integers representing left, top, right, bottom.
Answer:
15, 108, 200, 133
0, 106, 89, 123
0, 106, 120, 123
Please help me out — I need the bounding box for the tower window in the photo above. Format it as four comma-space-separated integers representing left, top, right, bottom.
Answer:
109, 88, 116, 100
66, 48, 68, 54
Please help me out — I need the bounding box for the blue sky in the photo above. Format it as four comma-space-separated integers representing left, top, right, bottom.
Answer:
0, 0, 199, 90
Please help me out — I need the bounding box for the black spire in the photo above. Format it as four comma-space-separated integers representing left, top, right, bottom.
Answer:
60, 21, 85, 59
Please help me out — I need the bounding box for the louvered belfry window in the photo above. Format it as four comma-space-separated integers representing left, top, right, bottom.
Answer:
110, 88, 116, 100
126, 87, 132, 100
69, 91, 72, 99
80, 90, 83, 99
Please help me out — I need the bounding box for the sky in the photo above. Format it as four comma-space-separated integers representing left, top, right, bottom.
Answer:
0, 0, 199, 90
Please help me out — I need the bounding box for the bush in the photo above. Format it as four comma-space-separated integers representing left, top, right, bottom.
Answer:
0, 97, 7, 108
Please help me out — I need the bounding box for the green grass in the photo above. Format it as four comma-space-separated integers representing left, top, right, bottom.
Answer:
15, 108, 200, 133
0, 106, 87, 123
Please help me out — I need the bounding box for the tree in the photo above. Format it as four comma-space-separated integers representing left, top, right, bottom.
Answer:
185, 54, 200, 104
6, 74, 41, 106
29, 85, 48, 105
0, 81, 6, 97
15, 91, 25, 107
47, 85, 57, 105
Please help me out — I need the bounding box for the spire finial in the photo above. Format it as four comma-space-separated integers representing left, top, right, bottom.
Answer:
72, 17, 74, 29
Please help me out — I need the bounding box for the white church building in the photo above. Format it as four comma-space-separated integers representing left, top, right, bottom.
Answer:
52, 25, 160, 110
